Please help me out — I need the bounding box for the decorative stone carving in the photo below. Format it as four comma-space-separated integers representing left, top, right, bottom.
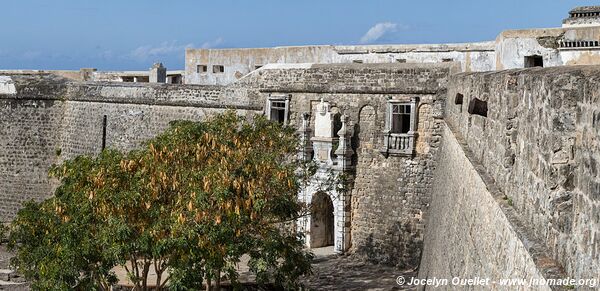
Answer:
297, 112, 313, 161
311, 98, 337, 166
334, 114, 354, 171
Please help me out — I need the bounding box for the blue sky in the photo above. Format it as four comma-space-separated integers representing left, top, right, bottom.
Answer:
0, 0, 597, 70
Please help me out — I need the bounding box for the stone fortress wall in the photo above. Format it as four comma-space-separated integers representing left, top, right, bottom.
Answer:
185, 7, 600, 87
1, 5, 600, 288
185, 43, 495, 86
235, 63, 451, 267
423, 67, 600, 285
0, 63, 452, 270
0, 74, 261, 219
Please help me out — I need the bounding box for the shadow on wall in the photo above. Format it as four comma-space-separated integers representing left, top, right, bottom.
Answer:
355, 220, 422, 269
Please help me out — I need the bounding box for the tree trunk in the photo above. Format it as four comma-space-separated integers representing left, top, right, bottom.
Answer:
205, 276, 212, 291
142, 261, 151, 291
215, 269, 221, 291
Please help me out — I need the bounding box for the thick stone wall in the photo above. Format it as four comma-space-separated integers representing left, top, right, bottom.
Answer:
185, 43, 494, 85
0, 99, 64, 219
237, 63, 450, 95
419, 124, 557, 290
445, 67, 600, 284
0, 74, 260, 221
237, 63, 451, 267
276, 90, 445, 268
1, 64, 451, 270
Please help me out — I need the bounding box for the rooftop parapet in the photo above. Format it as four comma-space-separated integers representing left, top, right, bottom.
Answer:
563, 6, 600, 27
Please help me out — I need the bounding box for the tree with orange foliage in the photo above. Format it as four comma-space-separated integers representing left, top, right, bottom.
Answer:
8, 111, 313, 291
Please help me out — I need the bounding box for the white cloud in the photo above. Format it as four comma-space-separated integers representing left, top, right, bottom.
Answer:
200, 37, 224, 49
360, 22, 405, 44
130, 41, 193, 61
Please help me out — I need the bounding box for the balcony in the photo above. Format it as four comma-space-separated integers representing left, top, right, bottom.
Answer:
380, 132, 416, 157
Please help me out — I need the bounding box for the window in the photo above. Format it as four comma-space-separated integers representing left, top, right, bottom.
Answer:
380, 97, 419, 157
396, 58, 407, 63
442, 58, 453, 62
270, 101, 287, 123
524, 55, 543, 68
254, 65, 263, 70
391, 104, 411, 134
468, 98, 488, 117
101, 115, 107, 150
196, 65, 207, 73
455, 93, 464, 105
353, 60, 363, 63
213, 65, 225, 73
265, 94, 291, 125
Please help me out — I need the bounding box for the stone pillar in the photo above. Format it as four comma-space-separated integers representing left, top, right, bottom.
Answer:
297, 112, 313, 162
408, 96, 419, 151
149, 62, 167, 83
334, 114, 354, 171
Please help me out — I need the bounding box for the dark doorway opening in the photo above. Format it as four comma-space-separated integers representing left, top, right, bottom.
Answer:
310, 192, 334, 248
525, 55, 544, 68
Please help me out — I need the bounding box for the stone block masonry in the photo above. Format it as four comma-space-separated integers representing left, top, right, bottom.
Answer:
444, 66, 600, 286
0, 74, 262, 221
419, 124, 563, 290
3, 62, 599, 283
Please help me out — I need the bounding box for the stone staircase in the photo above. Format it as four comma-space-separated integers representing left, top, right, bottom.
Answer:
0, 247, 27, 290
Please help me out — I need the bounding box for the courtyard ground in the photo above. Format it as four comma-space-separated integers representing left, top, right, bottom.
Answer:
1, 245, 416, 290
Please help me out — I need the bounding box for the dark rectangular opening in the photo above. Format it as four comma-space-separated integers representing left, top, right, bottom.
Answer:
102, 115, 107, 150
353, 60, 363, 63
468, 98, 488, 117
455, 93, 464, 105
254, 65, 263, 70
524, 55, 543, 68
391, 104, 411, 134
270, 101, 286, 123
442, 58, 453, 62
213, 65, 225, 73
196, 65, 207, 73
396, 59, 407, 63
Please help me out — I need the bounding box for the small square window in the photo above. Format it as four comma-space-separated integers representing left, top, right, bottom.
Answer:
213, 65, 225, 73
196, 65, 207, 73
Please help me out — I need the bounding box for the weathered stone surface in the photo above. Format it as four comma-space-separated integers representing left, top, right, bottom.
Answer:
419, 124, 563, 290
444, 66, 600, 287
1, 62, 600, 288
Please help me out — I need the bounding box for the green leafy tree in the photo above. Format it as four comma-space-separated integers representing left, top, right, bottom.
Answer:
0, 223, 6, 243
143, 113, 313, 290
9, 111, 313, 290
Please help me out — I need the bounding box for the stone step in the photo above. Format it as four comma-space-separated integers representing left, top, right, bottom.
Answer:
0, 270, 12, 282
0, 280, 29, 291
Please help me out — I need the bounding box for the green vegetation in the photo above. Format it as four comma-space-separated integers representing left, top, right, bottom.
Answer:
8, 111, 313, 291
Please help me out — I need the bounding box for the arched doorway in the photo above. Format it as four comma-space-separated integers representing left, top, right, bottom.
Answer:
310, 192, 334, 248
